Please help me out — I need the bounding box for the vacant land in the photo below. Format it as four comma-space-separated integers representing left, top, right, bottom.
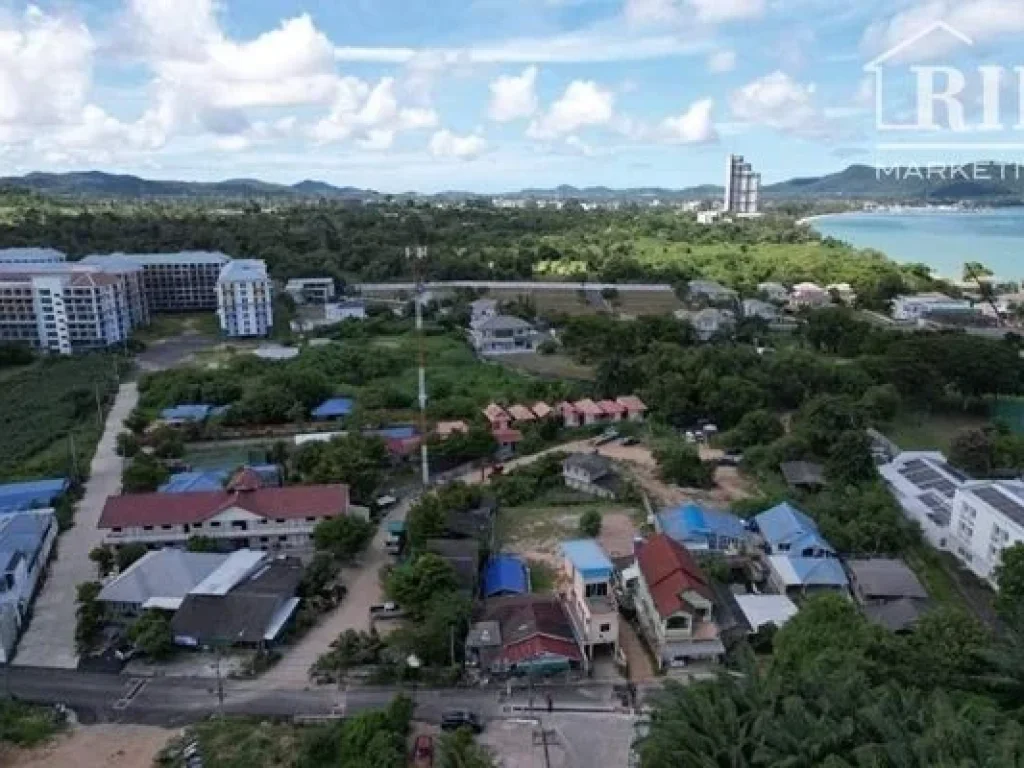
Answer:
498, 352, 596, 381
5, 725, 174, 768
884, 411, 986, 454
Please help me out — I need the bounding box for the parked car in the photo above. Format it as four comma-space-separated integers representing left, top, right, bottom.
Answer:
594, 428, 619, 446
619, 436, 640, 446
441, 710, 483, 733
412, 735, 434, 767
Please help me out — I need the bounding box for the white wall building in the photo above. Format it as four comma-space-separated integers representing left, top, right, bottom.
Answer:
724, 154, 761, 216
0, 248, 66, 264
892, 293, 975, 321
285, 277, 336, 304
878, 451, 968, 551
0, 510, 58, 663
82, 252, 230, 312
217, 260, 273, 337
949, 481, 1024, 587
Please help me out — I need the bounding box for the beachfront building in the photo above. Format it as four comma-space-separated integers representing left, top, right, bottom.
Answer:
217, 260, 273, 337
82, 252, 230, 312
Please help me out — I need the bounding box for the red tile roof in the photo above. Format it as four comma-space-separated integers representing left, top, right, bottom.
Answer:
99, 485, 349, 529
483, 403, 510, 423
508, 404, 537, 422
616, 395, 648, 412
556, 401, 578, 415
597, 399, 627, 415
502, 636, 583, 665
574, 398, 604, 416
636, 534, 713, 619
531, 402, 553, 418
436, 420, 469, 438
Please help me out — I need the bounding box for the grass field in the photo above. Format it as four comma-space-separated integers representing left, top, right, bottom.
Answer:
134, 313, 219, 341
884, 411, 987, 454
497, 352, 596, 381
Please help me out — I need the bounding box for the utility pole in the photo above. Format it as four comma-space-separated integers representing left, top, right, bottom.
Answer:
94, 381, 105, 431
407, 245, 430, 488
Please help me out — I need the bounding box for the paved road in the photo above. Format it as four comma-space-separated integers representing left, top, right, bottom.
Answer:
14, 382, 140, 669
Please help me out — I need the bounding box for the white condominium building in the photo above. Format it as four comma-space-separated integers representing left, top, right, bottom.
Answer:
217, 260, 273, 337
950, 481, 1024, 587
82, 251, 230, 312
0, 262, 149, 354
724, 154, 761, 216
0, 248, 67, 264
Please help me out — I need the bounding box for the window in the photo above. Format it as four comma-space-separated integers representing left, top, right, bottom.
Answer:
143, 525, 153, 531
209, 521, 221, 528
161, 525, 172, 530
599, 623, 611, 633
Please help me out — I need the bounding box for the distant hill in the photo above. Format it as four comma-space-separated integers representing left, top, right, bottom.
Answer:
1, 164, 1022, 203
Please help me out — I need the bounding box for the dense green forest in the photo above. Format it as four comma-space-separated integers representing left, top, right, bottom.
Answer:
0, 200, 929, 294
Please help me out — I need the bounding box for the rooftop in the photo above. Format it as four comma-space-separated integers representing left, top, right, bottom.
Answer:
0, 511, 54, 575
475, 315, 534, 332
219, 259, 269, 283
482, 554, 529, 598
963, 480, 1024, 529
84, 251, 231, 266
780, 461, 826, 488
561, 539, 613, 579
733, 594, 799, 632
755, 503, 833, 554
564, 453, 613, 479
0, 247, 65, 262
311, 397, 355, 419
768, 555, 848, 588
636, 534, 713, 619
97, 549, 230, 609
158, 470, 228, 494
658, 503, 746, 543
0, 477, 68, 514
847, 558, 928, 601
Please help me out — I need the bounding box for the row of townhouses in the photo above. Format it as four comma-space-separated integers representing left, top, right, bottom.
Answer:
0, 249, 274, 352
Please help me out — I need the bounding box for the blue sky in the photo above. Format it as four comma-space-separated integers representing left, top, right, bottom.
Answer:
4, 0, 1024, 192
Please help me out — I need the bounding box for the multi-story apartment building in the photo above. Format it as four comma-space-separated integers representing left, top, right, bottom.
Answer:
561, 539, 619, 659
724, 154, 761, 216
217, 260, 273, 337
0, 248, 66, 264
949, 480, 1024, 587
0, 262, 148, 354
82, 251, 230, 312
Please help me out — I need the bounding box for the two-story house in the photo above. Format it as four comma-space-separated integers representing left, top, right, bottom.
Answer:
755, 503, 848, 599
469, 298, 498, 328
563, 454, 620, 500
98, 476, 363, 553
469, 315, 540, 355
631, 534, 724, 668
561, 539, 618, 659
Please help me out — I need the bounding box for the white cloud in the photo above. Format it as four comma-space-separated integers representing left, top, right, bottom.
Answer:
488, 67, 539, 122
660, 98, 719, 143
730, 71, 825, 135
527, 80, 615, 139
311, 77, 438, 144
688, 0, 765, 23
429, 129, 488, 160
625, 0, 765, 25
564, 135, 596, 156
707, 50, 737, 73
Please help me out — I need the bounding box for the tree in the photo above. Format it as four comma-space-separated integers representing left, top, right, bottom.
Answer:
824, 431, 877, 488
88, 545, 114, 578
115, 432, 139, 458
313, 516, 374, 561
116, 543, 148, 572
385, 554, 458, 618
311, 629, 383, 681
389, 592, 472, 666
438, 729, 497, 768
292, 435, 390, 503
128, 611, 174, 660
300, 552, 341, 598
185, 535, 220, 553
994, 543, 1024, 620
148, 426, 185, 459
720, 409, 784, 451
949, 428, 995, 477
653, 443, 714, 489
75, 581, 103, 652
579, 509, 602, 537
121, 453, 170, 493
859, 383, 901, 424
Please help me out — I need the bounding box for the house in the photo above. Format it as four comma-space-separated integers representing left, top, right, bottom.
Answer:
892, 293, 975, 322
482, 554, 529, 598
563, 453, 619, 500
443, 500, 497, 544
557, 401, 580, 428
0, 510, 57, 663
436, 420, 469, 439
758, 282, 789, 303
482, 403, 511, 431
160, 404, 225, 425
159, 470, 229, 494
633, 534, 724, 668
0, 477, 68, 514
492, 427, 524, 453
780, 461, 826, 491
683, 308, 736, 341
597, 400, 626, 423
97, 548, 232, 616
696, 211, 721, 225
656, 503, 746, 553
573, 399, 604, 426
789, 282, 830, 308
98, 481, 362, 552
284, 277, 335, 304
469, 298, 498, 328
616, 395, 647, 423
470, 315, 540, 355
531, 402, 554, 420
561, 540, 618, 658
826, 283, 857, 305
878, 452, 967, 550
766, 556, 849, 599
687, 280, 737, 305
171, 553, 303, 648
742, 298, 780, 323
847, 558, 930, 632
733, 594, 799, 634
754, 503, 834, 558
426, 538, 481, 595
311, 397, 354, 420
949, 479, 1024, 587
465, 595, 584, 677
507, 404, 537, 423
324, 299, 368, 322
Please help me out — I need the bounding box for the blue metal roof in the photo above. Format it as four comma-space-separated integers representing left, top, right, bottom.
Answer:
659, 503, 745, 542
312, 397, 355, 419
161, 404, 215, 422
159, 470, 228, 494
787, 557, 849, 587
0, 512, 53, 574
483, 554, 529, 597
0, 477, 68, 514
367, 425, 417, 439
755, 503, 832, 554
561, 539, 613, 580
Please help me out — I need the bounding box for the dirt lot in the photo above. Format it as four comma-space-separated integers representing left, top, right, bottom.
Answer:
4, 725, 176, 768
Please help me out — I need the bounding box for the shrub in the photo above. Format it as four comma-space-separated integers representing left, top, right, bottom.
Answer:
579, 509, 603, 537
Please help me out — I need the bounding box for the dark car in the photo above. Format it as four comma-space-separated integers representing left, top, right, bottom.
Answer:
441, 710, 483, 733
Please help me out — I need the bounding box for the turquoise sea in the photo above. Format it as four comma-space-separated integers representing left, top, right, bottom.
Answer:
811, 208, 1024, 280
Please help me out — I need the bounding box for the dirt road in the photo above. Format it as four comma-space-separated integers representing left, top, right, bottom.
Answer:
4, 725, 175, 768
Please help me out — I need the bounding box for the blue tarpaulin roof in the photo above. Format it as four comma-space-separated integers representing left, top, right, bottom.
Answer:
561, 539, 613, 580
483, 554, 529, 597
0, 477, 68, 514
159, 470, 228, 494
659, 503, 746, 543
312, 397, 355, 419
160, 404, 224, 422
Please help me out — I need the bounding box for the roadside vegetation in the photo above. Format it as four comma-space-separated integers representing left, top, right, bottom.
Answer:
0, 700, 63, 748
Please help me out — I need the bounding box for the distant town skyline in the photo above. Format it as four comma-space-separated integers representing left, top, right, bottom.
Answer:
4, 1, 1024, 192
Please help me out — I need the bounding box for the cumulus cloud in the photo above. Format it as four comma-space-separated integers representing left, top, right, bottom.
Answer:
660, 98, 719, 143
429, 129, 488, 159
311, 78, 437, 144
527, 80, 615, 139
730, 71, 826, 136
625, 0, 765, 25
488, 66, 539, 122
707, 50, 737, 73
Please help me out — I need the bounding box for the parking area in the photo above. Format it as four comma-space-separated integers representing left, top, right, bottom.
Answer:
14, 382, 139, 669
480, 714, 638, 768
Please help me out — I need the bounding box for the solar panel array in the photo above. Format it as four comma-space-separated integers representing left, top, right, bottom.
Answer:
898, 459, 959, 498
973, 487, 1024, 527
937, 462, 970, 483
918, 491, 952, 526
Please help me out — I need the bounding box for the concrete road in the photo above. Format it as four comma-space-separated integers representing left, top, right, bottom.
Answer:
14, 382, 139, 669
261, 494, 417, 686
